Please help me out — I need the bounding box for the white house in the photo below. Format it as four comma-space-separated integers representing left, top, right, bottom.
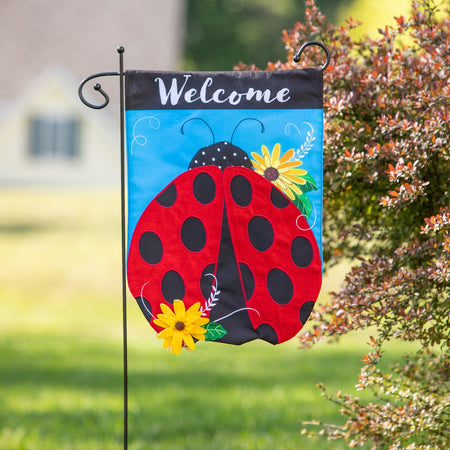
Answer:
0, 0, 185, 186
0, 67, 120, 185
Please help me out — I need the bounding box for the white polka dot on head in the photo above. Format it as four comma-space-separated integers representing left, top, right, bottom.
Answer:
223, 155, 226, 159
233, 153, 237, 156
202, 151, 206, 155
212, 157, 215, 161
217, 148, 221, 152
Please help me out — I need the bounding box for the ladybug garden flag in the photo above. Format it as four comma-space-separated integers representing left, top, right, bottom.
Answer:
125, 68, 324, 354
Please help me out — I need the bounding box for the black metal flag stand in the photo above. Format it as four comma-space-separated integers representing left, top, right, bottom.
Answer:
78, 47, 128, 449
78, 42, 329, 450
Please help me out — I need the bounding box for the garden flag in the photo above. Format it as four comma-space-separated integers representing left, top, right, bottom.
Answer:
125, 68, 324, 354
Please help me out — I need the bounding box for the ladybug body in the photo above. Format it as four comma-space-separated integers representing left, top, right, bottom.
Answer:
127, 137, 322, 345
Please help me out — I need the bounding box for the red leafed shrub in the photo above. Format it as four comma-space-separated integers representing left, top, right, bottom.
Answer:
237, 0, 449, 448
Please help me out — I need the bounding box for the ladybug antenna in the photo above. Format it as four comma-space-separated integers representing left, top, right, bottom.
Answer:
231, 118, 265, 144
181, 118, 215, 144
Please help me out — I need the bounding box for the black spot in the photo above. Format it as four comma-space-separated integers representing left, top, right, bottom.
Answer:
230, 175, 252, 207
200, 264, 216, 300
248, 216, 274, 251
291, 236, 314, 268
193, 172, 216, 205
161, 270, 185, 303
239, 262, 255, 301
270, 186, 290, 208
267, 268, 293, 304
139, 231, 163, 265
135, 296, 153, 322
181, 217, 206, 252
299, 301, 315, 325
156, 183, 177, 207
256, 323, 279, 344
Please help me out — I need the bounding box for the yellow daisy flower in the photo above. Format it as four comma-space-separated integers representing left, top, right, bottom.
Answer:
153, 300, 209, 355
251, 143, 308, 200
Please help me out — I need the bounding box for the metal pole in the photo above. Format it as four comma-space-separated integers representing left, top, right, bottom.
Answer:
117, 46, 128, 450
78, 47, 128, 450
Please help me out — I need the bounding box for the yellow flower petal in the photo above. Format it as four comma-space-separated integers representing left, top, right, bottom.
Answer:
154, 318, 172, 329
154, 313, 176, 327
185, 302, 202, 322
160, 303, 174, 316
281, 168, 307, 175
171, 332, 183, 355
251, 152, 265, 167
157, 327, 174, 339
280, 161, 301, 170
279, 174, 295, 186
271, 143, 281, 165
182, 333, 196, 350
153, 318, 165, 328
251, 162, 264, 173
173, 299, 185, 318
186, 302, 201, 313
274, 177, 288, 190
285, 175, 306, 185
283, 187, 296, 200
279, 148, 295, 163
289, 183, 303, 194
193, 333, 206, 341
195, 317, 210, 327
261, 145, 270, 159
186, 324, 208, 335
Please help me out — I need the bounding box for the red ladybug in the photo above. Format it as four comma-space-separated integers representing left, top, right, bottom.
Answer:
127, 120, 322, 345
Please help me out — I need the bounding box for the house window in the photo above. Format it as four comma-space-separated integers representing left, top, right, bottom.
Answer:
29, 116, 81, 159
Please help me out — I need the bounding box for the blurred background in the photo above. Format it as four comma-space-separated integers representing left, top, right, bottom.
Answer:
0, 0, 411, 187
0, 1, 413, 449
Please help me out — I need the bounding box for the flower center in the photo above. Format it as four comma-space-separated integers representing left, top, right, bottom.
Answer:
264, 166, 279, 182
175, 321, 186, 331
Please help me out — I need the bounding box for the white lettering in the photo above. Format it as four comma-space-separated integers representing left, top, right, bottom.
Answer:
277, 88, 291, 103
228, 91, 245, 105
246, 88, 263, 102
184, 88, 199, 103
212, 88, 227, 103
155, 74, 191, 106
155, 75, 292, 107
199, 78, 214, 103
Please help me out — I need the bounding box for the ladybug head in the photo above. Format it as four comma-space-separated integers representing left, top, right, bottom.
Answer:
182, 118, 264, 171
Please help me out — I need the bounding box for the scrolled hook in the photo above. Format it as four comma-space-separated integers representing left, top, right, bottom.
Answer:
293, 41, 330, 72
78, 71, 119, 109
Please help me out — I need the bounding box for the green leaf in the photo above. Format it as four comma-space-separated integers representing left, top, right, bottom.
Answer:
292, 193, 313, 219
204, 322, 228, 341
297, 172, 318, 194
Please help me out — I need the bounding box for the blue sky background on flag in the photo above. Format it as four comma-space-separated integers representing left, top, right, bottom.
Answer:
126, 107, 323, 255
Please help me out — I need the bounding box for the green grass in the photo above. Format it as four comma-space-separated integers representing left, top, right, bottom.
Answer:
0, 189, 413, 449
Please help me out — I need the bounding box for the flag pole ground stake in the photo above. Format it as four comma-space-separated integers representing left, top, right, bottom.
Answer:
118, 46, 128, 450
78, 47, 127, 449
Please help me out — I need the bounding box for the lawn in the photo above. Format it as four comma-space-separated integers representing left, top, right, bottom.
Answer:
0, 189, 413, 449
